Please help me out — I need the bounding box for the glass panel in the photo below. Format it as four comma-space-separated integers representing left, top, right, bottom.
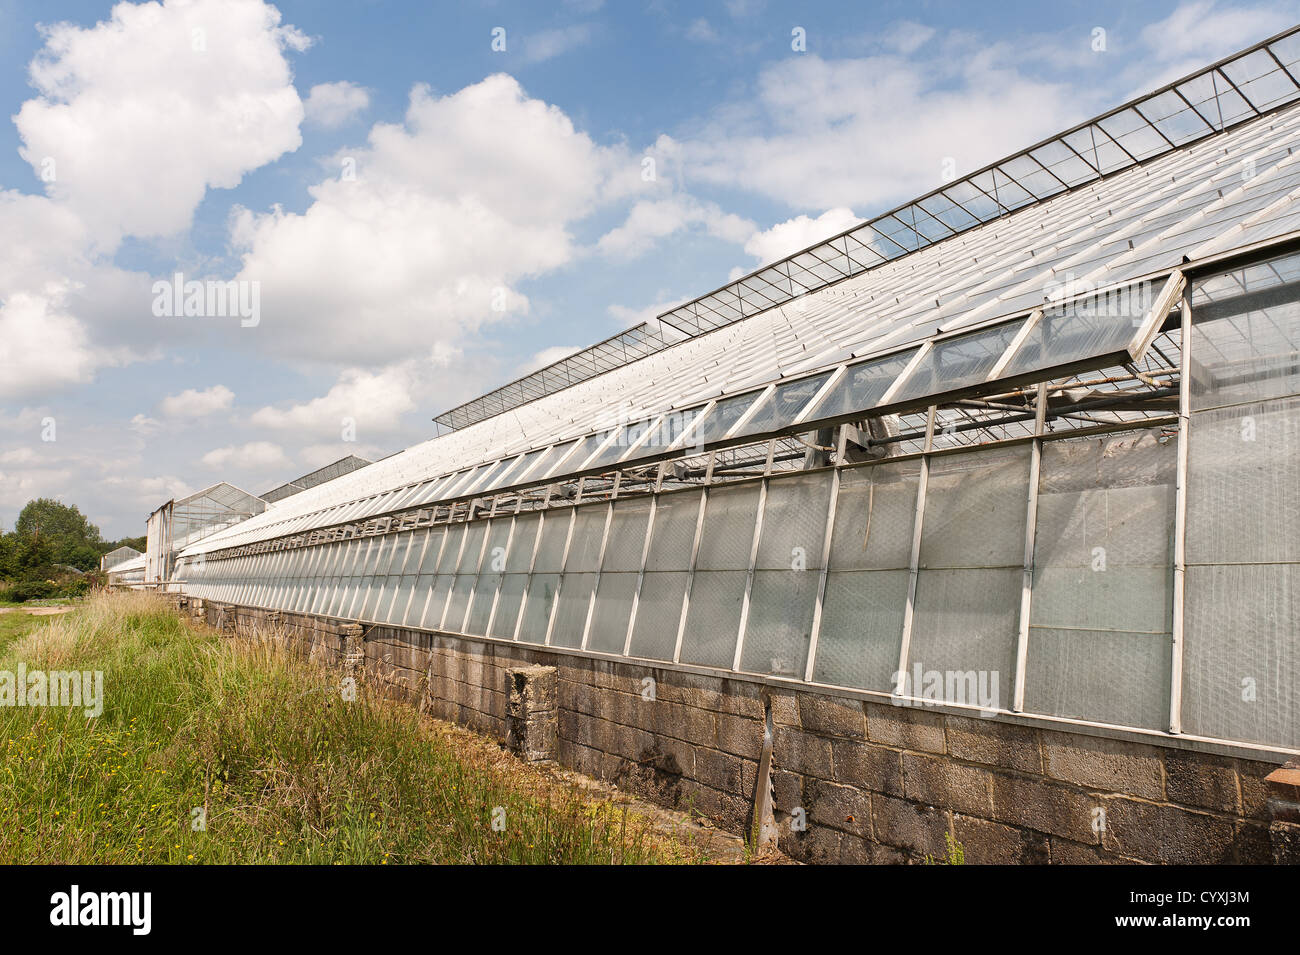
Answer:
688, 391, 762, 445
1189, 251, 1300, 410
587, 573, 638, 653
1181, 396, 1300, 748
679, 571, 744, 667
550, 573, 595, 647
627, 571, 686, 661
491, 574, 527, 639
601, 499, 651, 573
890, 320, 1024, 405
741, 372, 833, 435
695, 484, 760, 570
634, 406, 704, 457
806, 348, 919, 421
518, 574, 559, 642
1000, 291, 1149, 381
906, 445, 1031, 710
1024, 431, 1176, 730
813, 569, 910, 690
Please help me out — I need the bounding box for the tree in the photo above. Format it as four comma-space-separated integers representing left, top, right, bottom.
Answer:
11, 499, 103, 572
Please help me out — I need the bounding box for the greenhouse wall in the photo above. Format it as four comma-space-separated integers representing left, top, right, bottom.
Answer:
173, 246, 1300, 863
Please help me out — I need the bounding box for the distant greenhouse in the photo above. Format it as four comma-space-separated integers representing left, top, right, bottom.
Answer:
176, 30, 1300, 761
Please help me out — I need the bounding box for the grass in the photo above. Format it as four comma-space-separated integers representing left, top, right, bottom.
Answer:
0, 592, 710, 864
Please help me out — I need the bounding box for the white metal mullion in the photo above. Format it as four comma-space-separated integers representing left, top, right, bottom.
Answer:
987, 309, 1043, 381
485, 503, 521, 638
673, 454, 714, 664
791, 364, 847, 425
803, 466, 842, 682
397, 528, 432, 627
1169, 289, 1193, 734
1012, 382, 1048, 712
894, 405, 936, 696
544, 495, 580, 646
436, 523, 470, 631
725, 384, 777, 439
732, 477, 769, 672
624, 467, 661, 656
417, 523, 451, 629
879, 341, 933, 406
580, 498, 617, 651
458, 516, 493, 634
514, 487, 552, 641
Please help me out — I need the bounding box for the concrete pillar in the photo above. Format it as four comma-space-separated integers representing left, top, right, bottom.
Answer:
342, 623, 366, 682
505, 665, 558, 762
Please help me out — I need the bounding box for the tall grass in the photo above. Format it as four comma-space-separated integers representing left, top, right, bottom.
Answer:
0, 592, 705, 864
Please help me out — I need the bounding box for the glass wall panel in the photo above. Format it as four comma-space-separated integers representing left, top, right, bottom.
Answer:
907, 445, 1031, 709
741, 472, 834, 677
813, 460, 920, 689
629, 489, 702, 660
681, 483, 760, 667
1024, 431, 1175, 729
588, 499, 651, 653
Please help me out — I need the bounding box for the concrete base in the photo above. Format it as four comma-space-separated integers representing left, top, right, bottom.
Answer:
186, 600, 1293, 865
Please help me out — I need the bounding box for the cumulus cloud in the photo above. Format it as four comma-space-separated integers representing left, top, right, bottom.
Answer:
598, 196, 755, 259
249, 364, 420, 437
744, 207, 860, 264
15, 0, 308, 246
160, 384, 235, 418
231, 74, 636, 364
304, 80, 370, 128
519, 24, 595, 65
201, 440, 290, 470
0, 0, 309, 401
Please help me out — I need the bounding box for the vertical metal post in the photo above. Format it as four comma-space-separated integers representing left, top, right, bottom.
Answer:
732, 478, 769, 672
435, 523, 469, 630
1012, 382, 1047, 713
580, 498, 616, 650
1169, 290, 1193, 734
513, 486, 551, 641
624, 477, 660, 655
417, 523, 451, 629
894, 406, 936, 697
673, 454, 713, 664
544, 496, 579, 646
804, 466, 841, 682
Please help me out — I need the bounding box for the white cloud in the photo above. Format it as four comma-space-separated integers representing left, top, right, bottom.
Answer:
520, 24, 594, 65
250, 364, 420, 437
232, 74, 635, 364
1135, 1, 1298, 89
15, 0, 308, 247
129, 414, 162, 437
201, 440, 290, 470
160, 384, 235, 418
520, 345, 583, 375
679, 49, 1078, 211
597, 196, 755, 259
744, 207, 860, 263
304, 80, 370, 128
686, 19, 719, 43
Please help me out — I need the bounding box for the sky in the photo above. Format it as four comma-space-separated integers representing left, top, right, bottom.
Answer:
0, 0, 1297, 538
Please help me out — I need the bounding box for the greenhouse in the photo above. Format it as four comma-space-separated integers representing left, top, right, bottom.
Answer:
177, 29, 1300, 757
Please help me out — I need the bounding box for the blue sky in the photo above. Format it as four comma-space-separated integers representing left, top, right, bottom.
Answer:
0, 0, 1297, 537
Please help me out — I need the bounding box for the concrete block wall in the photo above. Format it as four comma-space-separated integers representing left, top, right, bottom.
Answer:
183, 598, 1294, 865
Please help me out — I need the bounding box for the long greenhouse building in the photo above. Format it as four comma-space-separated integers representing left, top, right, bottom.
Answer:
168, 30, 1300, 864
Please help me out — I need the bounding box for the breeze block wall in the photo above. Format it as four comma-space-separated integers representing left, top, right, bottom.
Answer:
178, 597, 1297, 865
